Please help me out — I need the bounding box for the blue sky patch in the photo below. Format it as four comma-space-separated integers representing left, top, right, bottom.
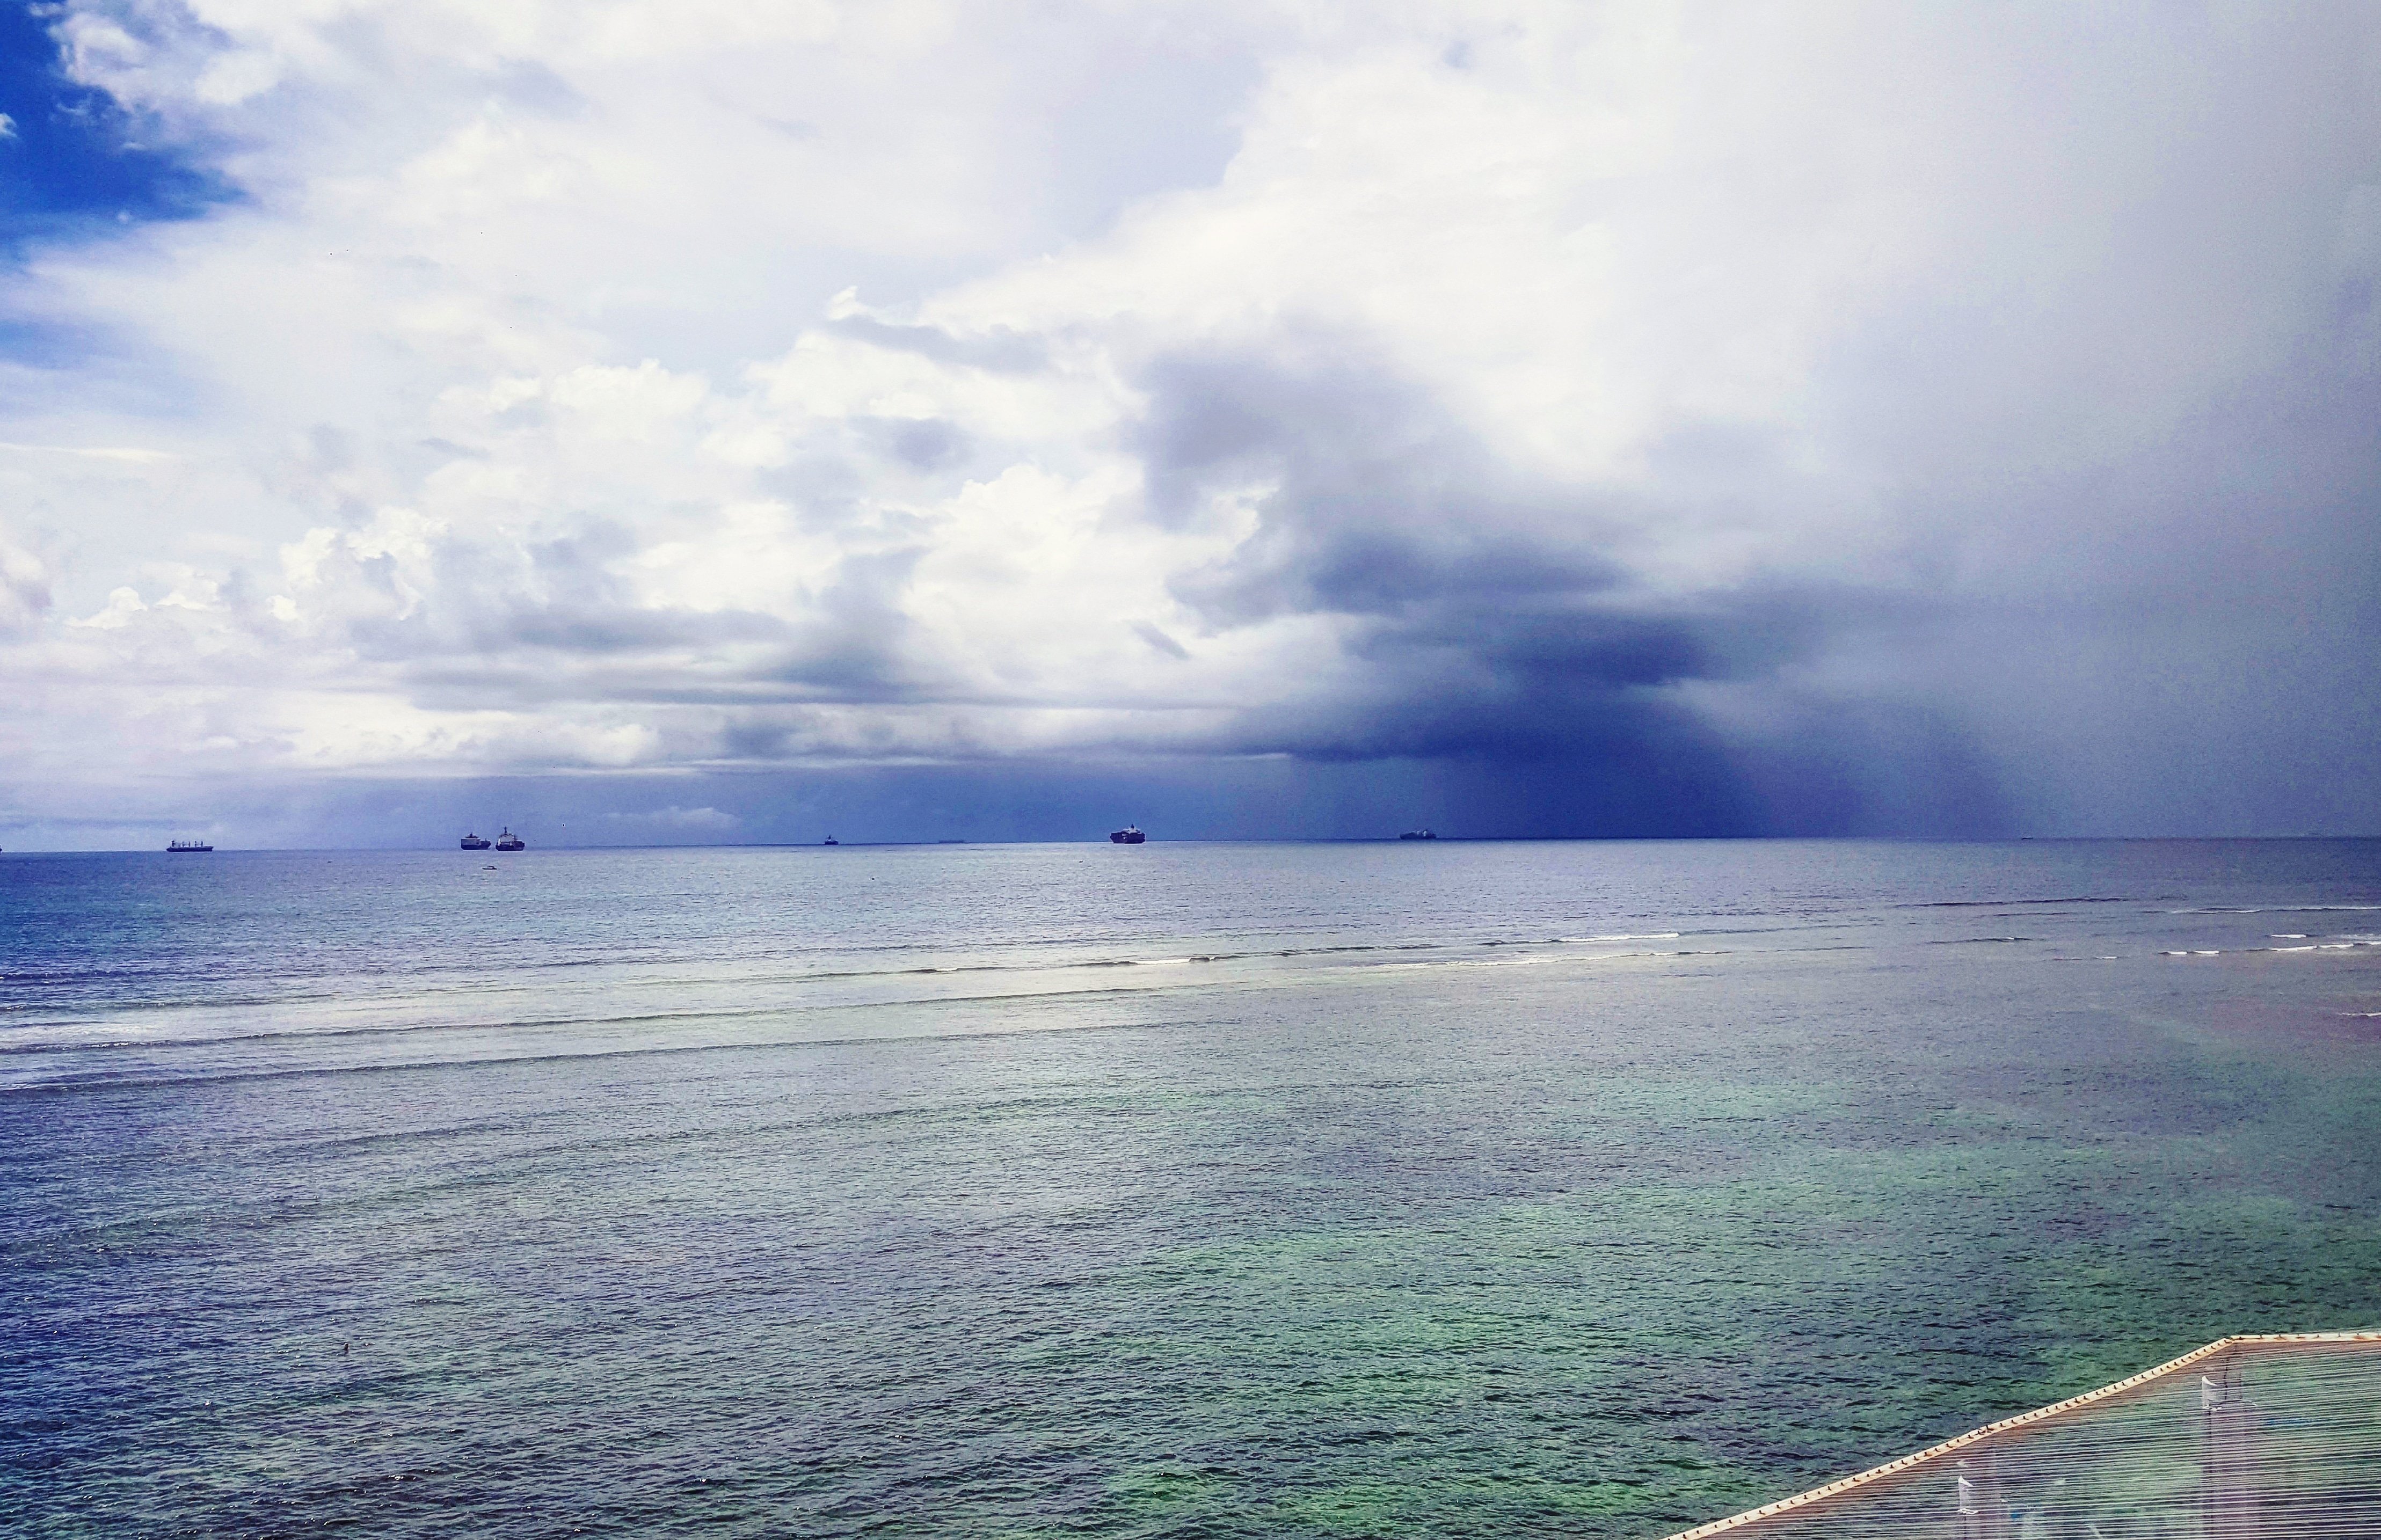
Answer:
0, 2, 234, 252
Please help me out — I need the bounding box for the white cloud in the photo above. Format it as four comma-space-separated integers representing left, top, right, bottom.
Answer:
69, 586, 149, 630
0, 524, 51, 635
0, 442, 177, 462
3, 1, 2379, 837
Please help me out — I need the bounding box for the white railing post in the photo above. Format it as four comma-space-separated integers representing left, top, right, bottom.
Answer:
2198, 1356, 2256, 1539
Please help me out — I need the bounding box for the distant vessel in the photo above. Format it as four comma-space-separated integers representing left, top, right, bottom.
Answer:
460, 832, 491, 850
823, 836, 839, 846
167, 839, 213, 853
494, 827, 525, 852
1399, 829, 1437, 841
1110, 825, 1146, 844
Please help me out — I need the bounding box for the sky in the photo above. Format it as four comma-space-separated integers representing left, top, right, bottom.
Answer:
0, 0, 2376, 848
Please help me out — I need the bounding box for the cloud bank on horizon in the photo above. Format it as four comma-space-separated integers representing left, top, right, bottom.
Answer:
1, 0, 2377, 846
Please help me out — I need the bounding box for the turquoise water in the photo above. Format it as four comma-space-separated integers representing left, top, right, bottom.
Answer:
5, 840, 2379, 1536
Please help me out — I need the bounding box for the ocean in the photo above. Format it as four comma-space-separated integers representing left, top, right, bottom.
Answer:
4, 838, 2378, 1537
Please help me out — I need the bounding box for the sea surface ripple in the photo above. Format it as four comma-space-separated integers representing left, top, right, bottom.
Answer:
5, 838, 2379, 1537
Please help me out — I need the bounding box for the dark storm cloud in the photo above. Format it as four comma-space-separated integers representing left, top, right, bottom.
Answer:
1130, 344, 2013, 835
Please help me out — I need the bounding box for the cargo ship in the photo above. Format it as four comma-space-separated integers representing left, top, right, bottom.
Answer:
460, 831, 491, 850
1109, 825, 1145, 844
1399, 829, 1437, 840
166, 838, 214, 853
494, 827, 526, 851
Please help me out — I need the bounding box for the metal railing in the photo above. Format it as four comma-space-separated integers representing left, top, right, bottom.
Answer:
1662, 1331, 2381, 1539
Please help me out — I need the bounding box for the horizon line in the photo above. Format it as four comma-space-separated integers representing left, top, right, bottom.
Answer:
3, 833, 2378, 856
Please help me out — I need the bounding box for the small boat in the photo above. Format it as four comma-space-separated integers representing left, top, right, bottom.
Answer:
1399, 829, 1437, 841
168, 839, 214, 853
494, 827, 526, 852
1109, 825, 1146, 844
823, 836, 839, 846
460, 832, 491, 850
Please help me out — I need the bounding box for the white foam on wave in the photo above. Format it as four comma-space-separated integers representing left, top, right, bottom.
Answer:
1562, 932, 1683, 943
2168, 905, 2381, 915
2253, 939, 2381, 956
1400, 945, 1698, 974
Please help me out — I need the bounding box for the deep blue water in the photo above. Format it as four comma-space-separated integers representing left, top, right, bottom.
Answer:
4, 839, 2379, 1537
